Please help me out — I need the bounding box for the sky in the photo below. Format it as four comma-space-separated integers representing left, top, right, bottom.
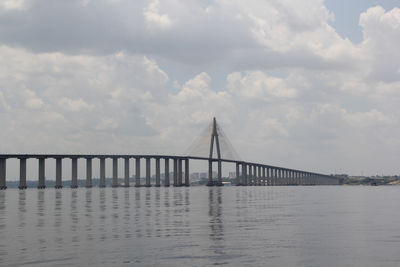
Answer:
0, 0, 399, 178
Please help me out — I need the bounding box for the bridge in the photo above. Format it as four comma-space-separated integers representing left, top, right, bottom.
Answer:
0, 118, 340, 189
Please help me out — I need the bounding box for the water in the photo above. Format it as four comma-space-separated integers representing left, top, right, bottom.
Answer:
1, 186, 400, 266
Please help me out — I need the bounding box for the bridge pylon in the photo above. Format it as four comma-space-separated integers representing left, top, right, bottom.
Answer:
207, 117, 223, 186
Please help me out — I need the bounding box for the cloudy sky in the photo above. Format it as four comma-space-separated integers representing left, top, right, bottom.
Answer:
0, 0, 399, 177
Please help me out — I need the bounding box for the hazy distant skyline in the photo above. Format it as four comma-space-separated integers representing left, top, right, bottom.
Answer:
0, 0, 399, 176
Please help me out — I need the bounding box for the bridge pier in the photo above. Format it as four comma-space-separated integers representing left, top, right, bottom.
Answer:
262, 167, 266, 186
55, 158, 62, 188
71, 157, 78, 188
207, 160, 213, 186
236, 163, 240, 185
86, 158, 92, 188
269, 168, 273, 186
164, 158, 170, 186
255, 165, 258, 185
178, 159, 183, 186
112, 157, 119, 187
124, 157, 130, 187
185, 159, 189, 186
155, 158, 161, 187
242, 163, 247, 186
135, 157, 141, 187
254, 165, 258, 185
146, 157, 151, 187
270, 168, 274, 185
284, 169, 288, 185
173, 158, 177, 186
217, 160, 222, 186
254, 166, 257, 185
100, 157, 106, 187
249, 165, 253, 185
38, 158, 46, 189
0, 158, 6, 190
19, 158, 27, 189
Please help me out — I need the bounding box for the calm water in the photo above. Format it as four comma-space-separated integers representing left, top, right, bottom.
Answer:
1, 186, 400, 266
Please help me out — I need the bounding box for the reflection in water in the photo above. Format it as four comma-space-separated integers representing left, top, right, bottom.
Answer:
1, 187, 399, 267
54, 190, 63, 250
123, 188, 131, 239
85, 189, 93, 241
71, 190, 80, 245
135, 188, 141, 238
0, 192, 6, 265
154, 188, 161, 238
112, 188, 120, 240
99, 189, 107, 241
37, 190, 46, 252
164, 188, 171, 237
208, 187, 225, 262
145, 189, 152, 237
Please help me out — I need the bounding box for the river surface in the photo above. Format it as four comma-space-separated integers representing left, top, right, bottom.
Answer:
1, 186, 400, 266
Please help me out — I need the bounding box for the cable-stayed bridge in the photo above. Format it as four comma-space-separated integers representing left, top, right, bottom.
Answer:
0, 118, 340, 189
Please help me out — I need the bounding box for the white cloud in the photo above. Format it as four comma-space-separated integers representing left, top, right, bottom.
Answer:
227, 71, 297, 99
0, 0, 27, 11
58, 97, 94, 112
144, 0, 172, 29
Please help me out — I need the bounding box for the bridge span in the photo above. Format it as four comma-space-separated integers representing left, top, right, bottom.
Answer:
0, 118, 340, 189
0, 154, 339, 189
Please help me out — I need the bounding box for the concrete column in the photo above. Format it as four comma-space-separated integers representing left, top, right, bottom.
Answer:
155, 158, 161, 187
283, 170, 289, 185
71, 157, 78, 188
270, 168, 274, 185
100, 157, 106, 188
276, 169, 280, 185
19, 158, 27, 189
258, 166, 262, 185
248, 165, 253, 185
266, 167, 270, 186
236, 163, 240, 186
284, 169, 288, 185
86, 158, 92, 188
146, 157, 151, 187
173, 158, 178, 186
207, 160, 213, 186
38, 158, 46, 189
242, 163, 247, 186
184, 159, 189, 186
112, 157, 118, 187
217, 160, 222, 186
254, 165, 258, 185
178, 159, 183, 186
124, 158, 130, 187
55, 158, 62, 189
289, 171, 293, 185
262, 167, 266, 186
164, 158, 170, 186
253, 165, 257, 185
0, 158, 6, 189
135, 157, 141, 187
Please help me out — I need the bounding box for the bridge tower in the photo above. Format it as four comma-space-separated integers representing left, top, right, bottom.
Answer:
207, 117, 223, 186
